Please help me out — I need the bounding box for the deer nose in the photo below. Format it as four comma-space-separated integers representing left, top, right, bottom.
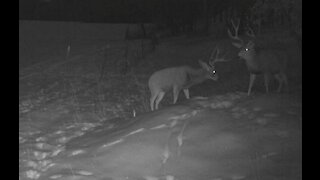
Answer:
211, 74, 218, 81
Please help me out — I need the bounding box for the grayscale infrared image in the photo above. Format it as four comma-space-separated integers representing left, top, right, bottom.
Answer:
19, 0, 302, 179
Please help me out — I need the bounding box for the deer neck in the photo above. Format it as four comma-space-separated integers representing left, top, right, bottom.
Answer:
184, 67, 207, 88
242, 51, 261, 74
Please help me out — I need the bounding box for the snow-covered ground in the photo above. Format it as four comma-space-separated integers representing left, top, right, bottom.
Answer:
19, 91, 301, 180
19, 23, 301, 180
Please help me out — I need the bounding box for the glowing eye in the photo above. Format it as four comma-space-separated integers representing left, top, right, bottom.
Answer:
245, 48, 249, 51
212, 70, 216, 74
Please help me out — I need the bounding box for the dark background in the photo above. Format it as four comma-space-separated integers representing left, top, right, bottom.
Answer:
19, 0, 254, 23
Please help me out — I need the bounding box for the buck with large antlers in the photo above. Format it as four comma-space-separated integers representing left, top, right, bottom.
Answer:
228, 18, 288, 96
148, 47, 226, 111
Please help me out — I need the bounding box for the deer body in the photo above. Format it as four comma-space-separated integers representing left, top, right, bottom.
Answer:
228, 18, 288, 95
238, 42, 288, 96
242, 48, 287, 74
148, 61, 218, 111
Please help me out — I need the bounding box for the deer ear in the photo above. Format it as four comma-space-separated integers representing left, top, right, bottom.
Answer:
198, 60, 209, 70
232, 42, 243, 48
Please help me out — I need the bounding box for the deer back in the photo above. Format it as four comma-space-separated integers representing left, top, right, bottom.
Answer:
239, 41, 287, 74
148, 61, 218, 93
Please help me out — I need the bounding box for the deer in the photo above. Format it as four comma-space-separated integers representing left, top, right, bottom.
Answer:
228, 18, 288, 96
148, 47, 226, 111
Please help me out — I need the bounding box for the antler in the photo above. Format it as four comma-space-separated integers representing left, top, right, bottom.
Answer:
209, 47, 228, 66
228, 18, 245, 48
245, 26, 256, 38
227, 18, 243, 43
209, 47, 218, 61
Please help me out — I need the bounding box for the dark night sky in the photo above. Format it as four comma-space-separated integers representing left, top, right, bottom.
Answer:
19, 0, 253, 23
19, 0, 140, 22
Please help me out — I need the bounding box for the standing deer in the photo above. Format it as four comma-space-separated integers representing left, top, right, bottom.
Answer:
148, 48, 226, 111
228, 19, 288, 96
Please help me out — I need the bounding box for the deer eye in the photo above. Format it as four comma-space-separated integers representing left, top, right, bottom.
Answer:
245, 48, 249, 51
212, 70, 216, 74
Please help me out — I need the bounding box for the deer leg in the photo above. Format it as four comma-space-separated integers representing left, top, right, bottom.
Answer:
264, 73, 270, 93
155, 91, 165, 110
150, 93, 157, 111
173, 86, 181, 104
248, 74, 257, 96
183, 89, 190, 99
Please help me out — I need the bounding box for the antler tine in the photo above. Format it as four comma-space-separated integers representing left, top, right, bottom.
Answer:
215, 48, 220, 60
227, 18, 243, 44
245, 26, 256, 38
209, 47, 229, 66
209, 47, 219, 66
209, 47, 217, 60
231, 18, 240, 33
214, 47, 231, 64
